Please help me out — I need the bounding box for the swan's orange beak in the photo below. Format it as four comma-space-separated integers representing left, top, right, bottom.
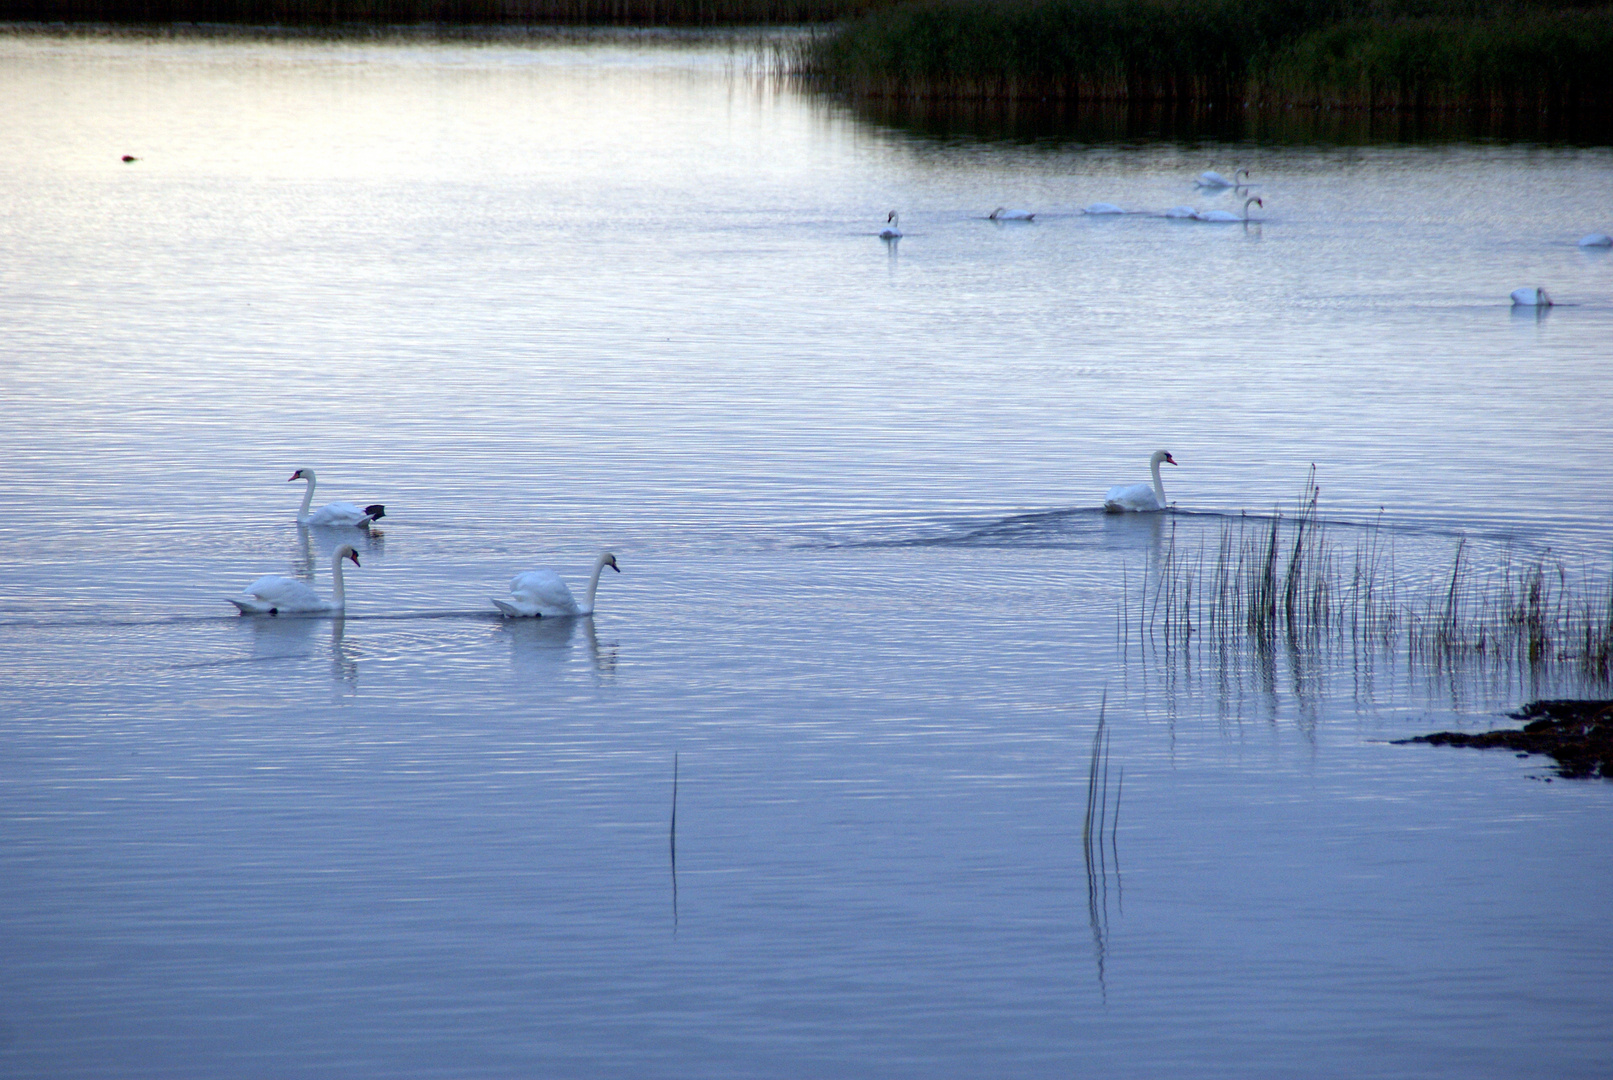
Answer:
1165, 454, 1178, 466
348, 552, 360, 567
288, 471, 302, 481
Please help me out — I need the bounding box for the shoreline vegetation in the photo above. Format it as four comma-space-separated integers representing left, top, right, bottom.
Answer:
1126, 472, 1613, 687
6, 0, 1610, 114
0, 0, 878, 26
797, 0, 1613, 113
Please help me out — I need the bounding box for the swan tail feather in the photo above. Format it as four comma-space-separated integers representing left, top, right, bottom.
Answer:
492, 598, 536, 618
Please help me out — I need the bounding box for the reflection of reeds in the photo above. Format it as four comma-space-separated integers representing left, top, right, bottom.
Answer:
1146, 471, 1613, 681
1083, 696, 1120, 992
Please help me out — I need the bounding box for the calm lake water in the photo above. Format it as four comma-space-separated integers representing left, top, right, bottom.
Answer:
1, 30, 1610, 1079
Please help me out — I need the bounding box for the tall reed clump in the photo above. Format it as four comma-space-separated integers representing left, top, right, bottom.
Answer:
797, 0, 1613, 113
1139, 471, 1613, 682
0, 0, 882, 27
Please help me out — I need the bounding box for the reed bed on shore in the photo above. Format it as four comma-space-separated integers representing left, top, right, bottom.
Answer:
1122, 471, 1613, 682
0, 0, 881, 26
797, 0, 1613, 113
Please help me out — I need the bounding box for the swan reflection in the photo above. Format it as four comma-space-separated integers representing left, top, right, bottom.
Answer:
499, 615, 617, 677
329, 615, 357, 693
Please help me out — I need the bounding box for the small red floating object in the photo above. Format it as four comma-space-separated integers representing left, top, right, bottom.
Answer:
122, 154, 138, 162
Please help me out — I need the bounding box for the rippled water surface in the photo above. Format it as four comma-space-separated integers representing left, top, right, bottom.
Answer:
1, 32, 1611, 1079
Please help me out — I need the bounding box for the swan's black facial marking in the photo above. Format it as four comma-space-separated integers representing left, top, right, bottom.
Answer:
363, 504, 386, 520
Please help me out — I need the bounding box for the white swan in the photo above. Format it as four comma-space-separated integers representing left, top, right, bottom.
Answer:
989, 207, 1035, 221
1084, 203, 1124, 215
492, 551, 620, 618
1104, 450, 1177, 513
1578, 233, 1612, 247
879, 211, 902, 239
1196, 168, 1249, 189
1195, 196, 1262, 223
1511, 287, 1553, 306
1164, 205, 1198, 219
290, 468, 385, 528
230, 545, 360, 615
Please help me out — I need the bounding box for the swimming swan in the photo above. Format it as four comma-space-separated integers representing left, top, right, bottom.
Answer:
1196, 168, 1249, 189
230, 545, 360, 615
989, 207, 1035, 221
290, 468, 385, 528
1195, 197, 1262, 223
1084, 203, 1125, 215
1104, 450, 1178, 513
1578, 233, 1612, 247
1164, 206, 1198, 219
880, 211, 902, 239
492, 551, 620, 618
1510, 287, 1553, 306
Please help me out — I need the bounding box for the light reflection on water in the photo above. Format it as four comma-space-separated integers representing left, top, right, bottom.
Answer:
0, 31, 1610, 1080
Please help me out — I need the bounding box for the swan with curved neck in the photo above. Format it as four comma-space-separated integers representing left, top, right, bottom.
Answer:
290, 468, 385, 528
492, 551, 620, 618
230, 545, 360, 615
1104, 450, 1178, 513
880, 211, 902, 239
1196, 167, 1249, 190
1195, 197, 1262, 223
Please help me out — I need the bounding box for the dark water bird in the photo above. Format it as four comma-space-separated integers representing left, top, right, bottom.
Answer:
121, 155, 138, 162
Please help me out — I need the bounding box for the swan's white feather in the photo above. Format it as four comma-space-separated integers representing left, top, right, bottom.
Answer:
233, 575, 329, 613
1085, 203, 1124, 215
509, 570, 580, 612
494, 552, 618, 619
306, 500, 373, 527
1104, 483, 1164, 513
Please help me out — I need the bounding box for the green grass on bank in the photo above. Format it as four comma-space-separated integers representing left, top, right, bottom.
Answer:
798, 0, 1613, 111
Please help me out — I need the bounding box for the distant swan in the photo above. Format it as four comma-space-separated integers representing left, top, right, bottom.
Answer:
1196, 168, 1249, 189
1104, 450, 1177, 513
1084, 203, 1124, 215
1511, 287, 1553, 306
492, 551, 620, 618
1195, 197, 1262, 223
989, 207, 1035, 221
1579, 233, 1613, 247
290, 467, 385, 528
230, 545, 359, 615
880, 211, 902, 239
1164, 206, 1198, 219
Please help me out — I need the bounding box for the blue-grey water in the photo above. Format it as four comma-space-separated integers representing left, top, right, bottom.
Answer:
2, 31, 1611, 1078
